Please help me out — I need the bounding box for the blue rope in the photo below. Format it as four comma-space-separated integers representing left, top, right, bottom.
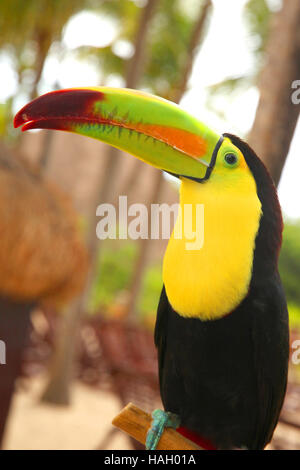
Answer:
146, 409, 180, 450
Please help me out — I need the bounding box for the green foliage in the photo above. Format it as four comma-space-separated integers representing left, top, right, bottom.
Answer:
0, 0, 99, 139
88, 238, 162, 326
0, 103, 8, 137
279, 219, 300, 330
92, 45, 125, 79
97, 0, 140, 39
143, 0, 195, 97
244, 0, 272, 57
87, 0, 206, 97
288, 304, 300, 331
89, 239, 137, 312
0, 0, 97, 49
0, 98, 16, 141
138, 262, 162, 319
279, 220, 300, 307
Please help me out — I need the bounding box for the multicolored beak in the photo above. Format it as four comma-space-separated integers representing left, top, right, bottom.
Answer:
14, 87, 223, 181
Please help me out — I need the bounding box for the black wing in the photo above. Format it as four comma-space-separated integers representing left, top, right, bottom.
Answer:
154, 285, 184, 414
154, 285, 169, 399
251, 273, 289, 449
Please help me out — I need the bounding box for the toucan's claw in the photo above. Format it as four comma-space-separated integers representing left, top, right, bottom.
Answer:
146, 409, 180, 450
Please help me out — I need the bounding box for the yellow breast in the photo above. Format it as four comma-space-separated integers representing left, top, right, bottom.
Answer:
163, 176, 262, 320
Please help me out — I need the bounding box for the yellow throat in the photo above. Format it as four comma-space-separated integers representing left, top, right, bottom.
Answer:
163, 169, 262, 321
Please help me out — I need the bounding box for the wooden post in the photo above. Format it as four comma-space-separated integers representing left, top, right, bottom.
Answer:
112, 403, 202, 450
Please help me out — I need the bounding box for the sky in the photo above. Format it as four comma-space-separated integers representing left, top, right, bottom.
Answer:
1, 0, 299, 219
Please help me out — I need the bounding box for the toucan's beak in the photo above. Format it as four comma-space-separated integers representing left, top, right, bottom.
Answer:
14, 87, 222, 181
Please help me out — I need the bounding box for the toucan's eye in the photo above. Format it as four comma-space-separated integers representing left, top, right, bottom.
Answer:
224, 153, 238, 167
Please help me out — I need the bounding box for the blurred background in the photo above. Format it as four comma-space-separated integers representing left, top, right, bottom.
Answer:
0, 0, 299, 450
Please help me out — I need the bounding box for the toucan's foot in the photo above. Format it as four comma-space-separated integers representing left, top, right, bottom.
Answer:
146, 409, 180, 450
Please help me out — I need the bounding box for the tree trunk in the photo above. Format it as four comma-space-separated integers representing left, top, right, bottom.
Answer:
30, 29, 51, 101
172, 0, 212, 102
125, 0, 160, 88
248, 0, 300, 187
0, 299, 33, 448
40, 0, 160, 406
16, 30, 51, 157
38, 81, 60, 170
40, 297, 82, 405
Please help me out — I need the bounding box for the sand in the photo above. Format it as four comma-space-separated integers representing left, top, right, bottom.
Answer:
3, 376, 130, 450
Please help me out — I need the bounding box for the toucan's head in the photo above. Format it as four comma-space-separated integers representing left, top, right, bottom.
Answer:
14, 87, 255, 192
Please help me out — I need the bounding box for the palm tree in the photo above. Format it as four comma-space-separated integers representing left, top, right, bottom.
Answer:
0, 0, 98, 99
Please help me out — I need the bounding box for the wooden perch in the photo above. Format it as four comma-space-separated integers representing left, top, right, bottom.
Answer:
112, 403, 202, 450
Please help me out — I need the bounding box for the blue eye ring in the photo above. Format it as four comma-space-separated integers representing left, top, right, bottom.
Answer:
224, 153, 238, 167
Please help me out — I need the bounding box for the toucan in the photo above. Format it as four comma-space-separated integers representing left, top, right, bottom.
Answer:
14, 88, 289, 450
